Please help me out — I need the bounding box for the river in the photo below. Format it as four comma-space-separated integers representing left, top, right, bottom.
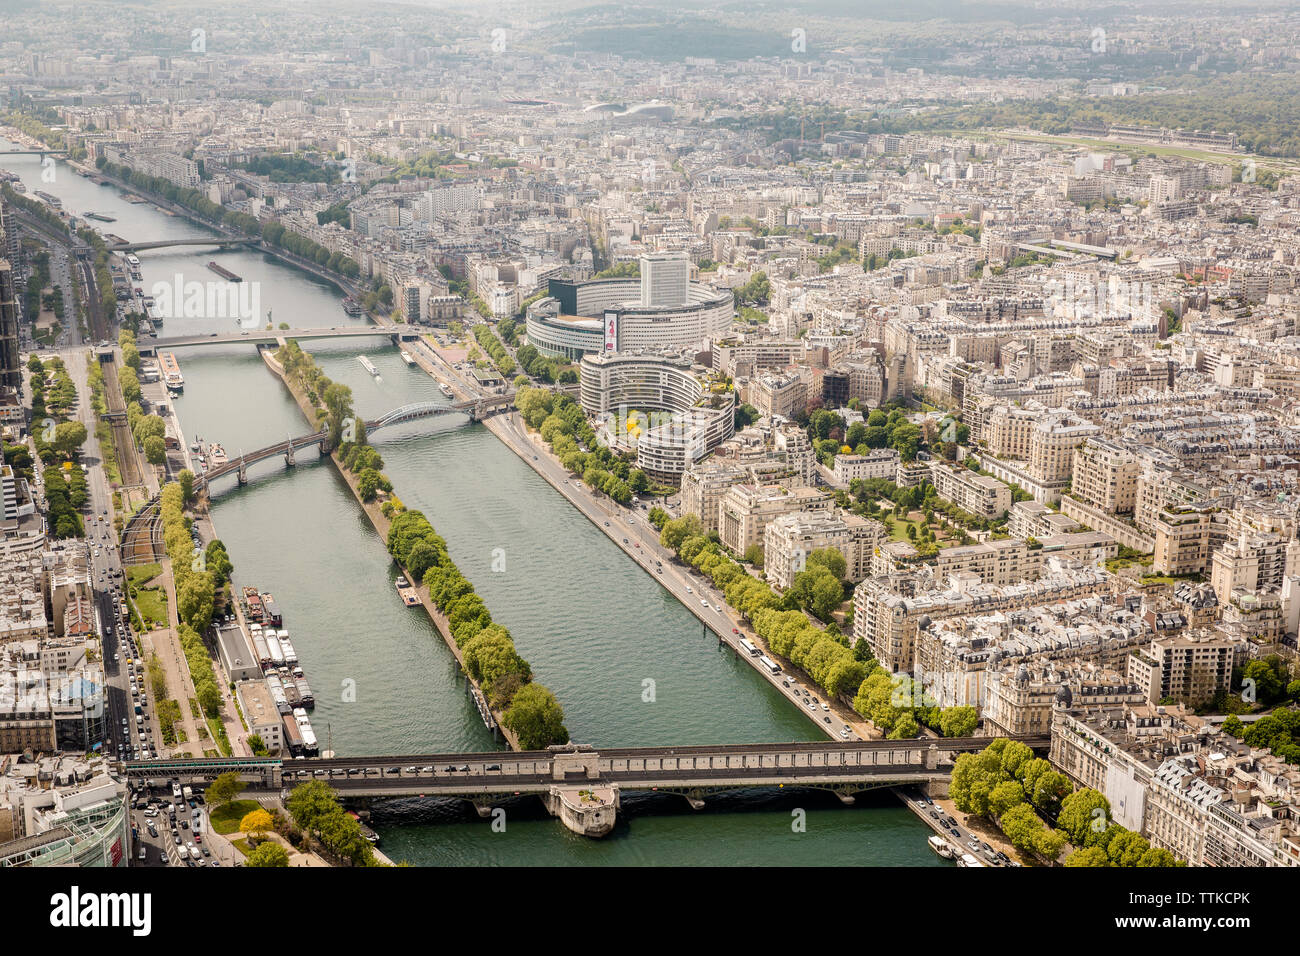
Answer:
3, 141, 940, 865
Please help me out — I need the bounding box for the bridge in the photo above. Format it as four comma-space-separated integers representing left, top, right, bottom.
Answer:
0, 148, 68, 157
134, 327, 419, 355
120, 396, 514, 564
120, 736, 1046, 838
108, 237, 260, 253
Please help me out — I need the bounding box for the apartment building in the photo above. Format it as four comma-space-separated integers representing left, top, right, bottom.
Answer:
1126, 631, 1239, 706
763, 509, 885, 590
1072, 437, 1141, 514
717, 484, 832, 556
928, 460, 1011, 519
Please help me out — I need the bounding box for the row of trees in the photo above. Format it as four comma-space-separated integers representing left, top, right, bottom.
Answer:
159, 478, 232, 730
472, 323, 516, 377
275, 340, 357, 451
386, 510, 568, 750
96, 158, 361, 278
517, 385, 650, 505
951, 739, 1180, 866
657, 511, 979, 738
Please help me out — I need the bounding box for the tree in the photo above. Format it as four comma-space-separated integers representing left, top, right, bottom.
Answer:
245, 842, 290, 867
178, 468, 195, 504
502, 683, 569, 749
1059, 788, 1111, 847
207, 771, 243, 806
144, 434, 166, 466
286, 780, 342, 833
240, 808, 275, 844
52, 421, 88, 457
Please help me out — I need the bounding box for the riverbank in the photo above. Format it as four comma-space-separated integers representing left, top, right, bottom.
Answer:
66, 157, 361, 301
258, 345, 521, 751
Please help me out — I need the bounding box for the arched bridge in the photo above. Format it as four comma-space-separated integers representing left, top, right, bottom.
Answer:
120, 396, 514, 564
108, 237, 260, 253
134, 327, 419, 354
120, 736, 1049, 839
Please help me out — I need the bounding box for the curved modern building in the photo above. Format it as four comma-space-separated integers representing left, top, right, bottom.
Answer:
526, 253, 733, 360
580, 349, 735, 480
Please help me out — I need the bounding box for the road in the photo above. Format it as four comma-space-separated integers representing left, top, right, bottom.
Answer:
897, 787, 1019, 868
60, 348, 166, 763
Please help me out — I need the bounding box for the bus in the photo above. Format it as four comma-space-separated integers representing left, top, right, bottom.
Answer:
758, 655, 781, 675
739, 638, 760, 656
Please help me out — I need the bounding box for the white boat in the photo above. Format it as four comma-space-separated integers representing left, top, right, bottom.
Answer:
439, 382, 453, 397
928, 835, 956, 860
399, 350, 415, 366
357, 356, 378, 376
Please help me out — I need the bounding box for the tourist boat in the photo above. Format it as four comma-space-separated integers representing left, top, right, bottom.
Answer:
358, 356, 378, 376
209, 443, 228, 467
342, 297, 363, 316
928, 835, 956, 860
439, 382, 453, 397
399, 350, 415, 366
159, 351, 184, 392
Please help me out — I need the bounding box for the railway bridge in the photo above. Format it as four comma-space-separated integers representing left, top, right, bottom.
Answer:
121, 737, 1047, 838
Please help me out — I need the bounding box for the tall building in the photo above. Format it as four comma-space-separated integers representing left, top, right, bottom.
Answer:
640, 251, 690, 307
0, 258, 19, 391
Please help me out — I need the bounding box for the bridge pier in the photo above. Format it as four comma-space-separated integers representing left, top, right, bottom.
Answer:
832, 786, 857, 806
236, 459, 248, 485
285, 443, 296, 467
681, 788, 708, 810
542, 784, 619, 838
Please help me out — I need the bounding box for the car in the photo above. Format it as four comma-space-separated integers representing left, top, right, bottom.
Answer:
821, 702, 830, 711
929, 810, 941, 820
700, 599, 708, 606
686, 586, 692, 593
384, 767, 400, 774
950, 828, 961, 838
180, 820, 189, 830
403, 766, 418, 774
622, 538, 629, 544
486, 763, 501, 771
201, 846, 211, 857
147, 824, 158, 838
715, 605, 722, 613
193, 833, 201, 844
604, 522, 610, 527
210, 861, 221, 867
444, 765, 457, 772
823, 716, 831, 724
657, 567, 663, 573
420, 766, 434, 773
981, 842, 993, 853
969, 840, 980, 851
173, 832, 181, 845
840, 729, 850, 738
456, 765, 470, 773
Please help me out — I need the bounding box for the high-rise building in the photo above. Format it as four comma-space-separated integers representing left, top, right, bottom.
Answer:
640, 251, 689, 308
0, 258, 20, 391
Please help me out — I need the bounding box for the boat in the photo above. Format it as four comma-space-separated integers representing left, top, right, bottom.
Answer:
358, 356, 378, 376
158, 351, 184, 392
399, 350, 415, 366
85, 212, 116, 222
395, 577, 421, 607
207, 261, 242, 282
208, 443, 228, 467
342, 297, 363, 316
929, 835, 956, 860
439, 382, 453, 397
